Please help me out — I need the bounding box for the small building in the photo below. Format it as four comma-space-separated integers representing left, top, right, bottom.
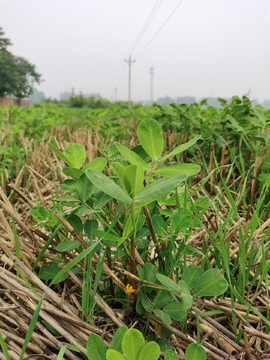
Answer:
0, 97, 33, 107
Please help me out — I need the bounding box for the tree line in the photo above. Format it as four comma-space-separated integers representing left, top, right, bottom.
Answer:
0, 28, 41, 101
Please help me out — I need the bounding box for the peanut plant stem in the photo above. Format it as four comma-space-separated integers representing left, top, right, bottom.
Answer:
131, 202, 138, 315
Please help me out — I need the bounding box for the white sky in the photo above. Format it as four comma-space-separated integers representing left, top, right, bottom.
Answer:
1, 0, 270, 102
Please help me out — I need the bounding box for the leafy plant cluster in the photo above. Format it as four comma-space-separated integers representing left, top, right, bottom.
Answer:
0, 326, 207, 360
2, 110, 270, 358
1, 95, 270, 214
69, 93, 143, 110
18, 118, 231, 359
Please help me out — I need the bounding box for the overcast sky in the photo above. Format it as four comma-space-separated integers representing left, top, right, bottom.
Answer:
1, 0, 270, 102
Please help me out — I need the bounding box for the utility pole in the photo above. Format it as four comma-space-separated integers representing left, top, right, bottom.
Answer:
125, 55, 135, 109
149, 67, 154, 103
114, 88, 117, 102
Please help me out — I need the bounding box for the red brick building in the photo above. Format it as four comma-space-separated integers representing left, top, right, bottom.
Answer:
0, 97, 33, 107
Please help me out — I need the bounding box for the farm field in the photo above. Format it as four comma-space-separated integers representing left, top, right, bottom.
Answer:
0, 96, 270, 359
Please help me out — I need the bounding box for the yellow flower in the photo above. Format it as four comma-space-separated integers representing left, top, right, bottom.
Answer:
224, 149, 229, 154
126, 284, 136, 293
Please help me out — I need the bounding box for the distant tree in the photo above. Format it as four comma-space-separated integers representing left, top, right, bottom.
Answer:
0, 27, 41, 100
12, 56, 41, 101
0, 27, 12, 50
69, 94, 85, 108
0, 49, 18, 97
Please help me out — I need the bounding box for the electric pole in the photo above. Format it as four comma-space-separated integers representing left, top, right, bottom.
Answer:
125, 55, 135, 109
114, 88, 117, 102
150, 67, 154, 103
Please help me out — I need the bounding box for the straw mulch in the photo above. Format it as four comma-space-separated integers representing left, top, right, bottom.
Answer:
0, 129, 270, 360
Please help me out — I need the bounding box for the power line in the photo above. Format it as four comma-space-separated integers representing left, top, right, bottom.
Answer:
150, 67, 154, 102
116, 0, 163, 99
135, 0, 185, 60
129, 0, 164, 55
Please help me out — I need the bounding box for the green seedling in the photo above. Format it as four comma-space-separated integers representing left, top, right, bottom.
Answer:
48, 118, 201, 311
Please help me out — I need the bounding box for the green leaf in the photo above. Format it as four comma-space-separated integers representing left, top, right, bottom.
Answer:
153, 291, 174, 308
56, 196, 80, 203
253, 105, 266, 126
57, 344, 80, 359
182, 265, 204, 290
76, 173, 95, 202
137, 237, 148, 248
93, 229, 120, 242
75, 206, 100, 217
141, 298, 154, 312
154, 164, 200, 177
200, 99, 208, 106
159, 135, 201, 163
84, 219, 99, 241
122, 329, 145, 360
86, 168, 132, 204
136, 215, 146, 232
39, 264, 68, 283
193, 269, 228, 297
137, 265, 145, 279
136, 292, 146, 315
164, 349, 178, 360
62, 167, 84, 179
250, 134, 269, 144
160, 327, 172, 339
153, 309, 171, 325
178, 280, 193, 308
170, 209, 192, 233
83, 157, 107, 172
50, 237, 102, 285
20, 292, 47, 360
138, 342, 160, 360
138, 119, 163, 161
193, 196, 210, 211
68, 215, 83, 235
94, 191, 112, 208
185, 343, 206, 360
56, 241, 80, 252
131, 144, 149, 160
226, 114, 243, 132
135, 173, 188, 204
30, 206, 48, 222
121, 215, 132, 240
58, 179, 77, 193
0, 332, 10, 360
123, 164, 144, 198
163, 302, 187, 321
106, 349, 126, 360
158, 340, 173, 353
156, 274, 180, 293
111, 161, 126, 187
115, 142, 150, 171
152, 214, 167, 237
47, 142, 74, 167
86, 333, 107, 360
65, 143, 86, 168
109, 326, 127, 353
143, 262, 157, 283
164, 188, 185, 206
